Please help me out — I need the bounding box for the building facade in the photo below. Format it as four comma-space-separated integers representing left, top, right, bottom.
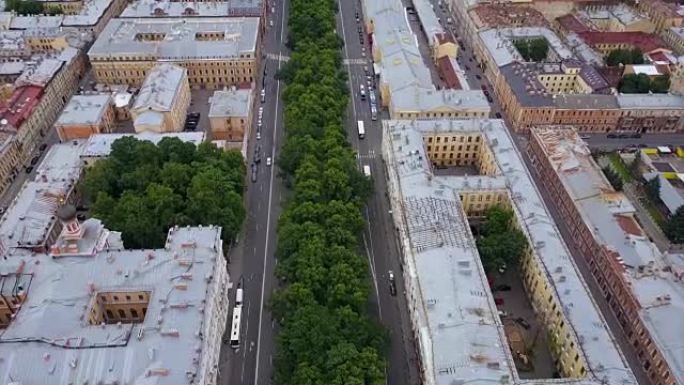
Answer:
88, 17, 260, 89
55, 94, 116, 140
208, 87, 253, 141
131, 64, 191, 133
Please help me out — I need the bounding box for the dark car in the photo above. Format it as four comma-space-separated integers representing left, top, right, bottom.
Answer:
638, 143, 648, 148
483, 89, 490, 96
250, 163, 258, 183
631, 133, 642, 139
388, 270, 397, 296
607, 133, 617, 138
486, 96, 493, 103
464, 65, 470, 71
516, 317, 531, 330
39, 143, 48, 152
30, 156, 40, 166
25, 166, 33, 174
475, 74, 481, 80
492, 284, 512, 291
188, 112, 200, 119
618, 133, 629, 139
495, 112, 502, 119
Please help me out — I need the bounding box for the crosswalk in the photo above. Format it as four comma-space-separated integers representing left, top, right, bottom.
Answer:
357, 150, 377, 160
265, 53, 290, 62
343, 58, 368, 65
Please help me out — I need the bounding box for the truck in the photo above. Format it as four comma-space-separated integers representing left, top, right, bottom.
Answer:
357, 120, 365, 139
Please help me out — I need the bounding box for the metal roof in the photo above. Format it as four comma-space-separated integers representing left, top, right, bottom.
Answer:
208, 88, 252, 118
56, 94, 113, 126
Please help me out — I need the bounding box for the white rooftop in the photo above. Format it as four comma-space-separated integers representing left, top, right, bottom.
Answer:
531, 128, 684, 385
208, 88, 253, 118
384, 119, 637, 385
0, 223, 227, 385
479, 27, 574, 68
132, 64, 186, 113
616, 94, 684, 109
82, 131, 205, 158
88, 17, 260, 60
413, 0, 444, 44
391, 87, 490, 114
56, 94, 112, 126
121, 0, 230, 18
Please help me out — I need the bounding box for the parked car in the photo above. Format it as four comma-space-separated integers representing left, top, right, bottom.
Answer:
464, 65, 470, 71
631, 133, 642, 139
266, 156, 272, 166
260, 88, 266, 103
515, 317, 531, 330
486, 96, 493, 103
475, 74, 481, 80
256, 131, 261, 140
495, 112, 502, 119
492, 284, 512, 292
30, 156, 40, 166
25, 166, 33, 174
638, 143, 648, 148
250, 163, 258, 183
388, 270, 396, 296
39, 143, 48, 152
607, 133, 617, 138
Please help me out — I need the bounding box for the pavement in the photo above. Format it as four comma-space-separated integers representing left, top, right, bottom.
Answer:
217, 0, 288, 384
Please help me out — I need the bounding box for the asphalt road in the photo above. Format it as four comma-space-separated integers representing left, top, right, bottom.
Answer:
218, 1, 289, 384
337, 1, 420, 385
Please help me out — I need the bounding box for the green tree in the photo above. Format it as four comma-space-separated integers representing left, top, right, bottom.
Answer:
602, 166, 623, 191
651, 75, 670, 93
476, 206, 528, 274
5, 0, 43, 14
529, 38, 549, 62
664, 206, 684, 244
646, 176, 661, 203
606, 48, 643, 66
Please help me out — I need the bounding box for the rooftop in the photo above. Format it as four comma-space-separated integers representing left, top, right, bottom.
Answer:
208, 88, 252, 118
578, 31, 667, 53
479, 27, 574, 68
391, 87, 490, 113
616, 94, 684, 109
531, 127, 684, 385
0, 85, 44, 130
557, 14, 592, 34
0, 223, 227, 385
82, 131, 206, 158
132, 64, 186, 113
89, 17, 260, 60
121, 0, 230, 18
412, 0, 444, 44
471, 4, 548, 29
384, 119, 636, 385
56, 94, 113, 126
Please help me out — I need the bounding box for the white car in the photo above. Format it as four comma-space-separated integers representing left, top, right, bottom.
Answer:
266, 157, 272, 166
260, 89, 266, 103
256, 131, 261, 140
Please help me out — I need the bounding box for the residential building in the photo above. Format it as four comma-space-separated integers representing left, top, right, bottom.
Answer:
636, 0, 683, 34
55, 94, 115, 140
208, 87, 253, 142
88, 17, 260, 89
131, 64, 191, 133
577, 31, 669, 55
470, 4, 549, 30
528, 127, 684, 385
663, 27, 684, 55
0, 133, 19, 194
121, 0, 264, 19
390, 87, 490, 120
580, 4, 655, 33
383, 119, 637, 385
616, 94, 684, 133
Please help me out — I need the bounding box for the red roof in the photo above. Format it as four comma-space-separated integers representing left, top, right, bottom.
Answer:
557, 14, 591, 33
0, 86, 43, 131
435, 32, 455, 45
437, 56, 461, 90
578, 31, 667, 53
647, 51, 674, 64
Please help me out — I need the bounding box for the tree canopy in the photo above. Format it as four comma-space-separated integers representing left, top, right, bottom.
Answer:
602, 166, 623, 191
4, 0, 62, 14
271, 0, 384, 382
664, 206, 684, 244
513, 38, 549, 62
645, 175, 661, 204
476, 205, 528, 274
619, 74, 670, 94
605, 48, 644, 66
83, 137, 245, 249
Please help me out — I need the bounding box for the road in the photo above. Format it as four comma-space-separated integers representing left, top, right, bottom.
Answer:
336, 2, 420, 385
218, 1, 288, 384
429, 4, 652, 384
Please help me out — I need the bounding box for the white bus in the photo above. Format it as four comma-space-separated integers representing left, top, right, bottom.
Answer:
357, 120, 365, 139
229, 305, 242, 348
235, 288, 244, 306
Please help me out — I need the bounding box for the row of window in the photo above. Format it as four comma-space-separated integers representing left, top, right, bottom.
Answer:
426, 135, 481, 144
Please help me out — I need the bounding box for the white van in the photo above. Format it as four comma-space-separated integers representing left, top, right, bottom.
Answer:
363, 165, 371, 177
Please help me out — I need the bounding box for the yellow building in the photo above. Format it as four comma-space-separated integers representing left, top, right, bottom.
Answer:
637, 0, 683, 33
208, 87, 253, 142
55, 94, 116, 140
88, 17, 261, 89
432, 32, 458, 61
131, 64, 191, 133
390, 88, 491, 120
663, 27, 684, 55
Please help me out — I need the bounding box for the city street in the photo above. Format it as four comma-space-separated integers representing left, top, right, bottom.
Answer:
336, 1, 420, 385
217, 0, 288, 384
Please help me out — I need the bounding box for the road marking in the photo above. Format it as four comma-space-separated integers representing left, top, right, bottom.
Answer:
337, 0, 356, 119
241, 300, 251, 383
363, 231, 382, 318
254, 0, 286, 383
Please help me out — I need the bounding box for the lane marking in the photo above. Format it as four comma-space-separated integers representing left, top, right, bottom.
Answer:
254, 0, 287, 383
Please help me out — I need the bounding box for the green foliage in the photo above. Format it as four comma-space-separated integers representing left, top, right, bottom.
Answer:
664, 206, 684, 244
645, 176, 661, 203
602, 166, 624, 191
619, 74, 670, 94
4, 0, 43, 14
476, 206, 528, 274
605, 48, 644, 66
45, 5, 62, 14
513, 38, 548, 62
83, 137, 245, 249
271, 0, 385, 382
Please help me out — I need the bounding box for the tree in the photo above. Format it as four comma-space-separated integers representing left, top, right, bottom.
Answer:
645, 176, 661, 203
664, 206, 684, 244
476, 206, 528, 274
83, 137, 245, 249
619, 74, 670, 94
605, 48, 643, 66
651, 75, 670, 93
602, 166, 623, 191
5, 0, 43, 14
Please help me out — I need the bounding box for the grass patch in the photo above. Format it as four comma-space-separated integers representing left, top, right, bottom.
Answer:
641, 197, 667, 227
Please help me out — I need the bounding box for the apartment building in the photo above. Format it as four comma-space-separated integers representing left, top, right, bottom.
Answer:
663, 27, 684, 55
636, 0, 683, 33
131, 64, 191, 133
208, 87, 253, 141
383, 118, 637, 385
55, 94, 115, 140
580, 4, 655, 33
120, 0, 264, 18
528, 127, 684, 385
577, 31, 669, 55
88, 17, 260, 89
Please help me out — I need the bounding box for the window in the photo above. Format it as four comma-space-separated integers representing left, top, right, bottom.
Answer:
106, 309, 114, 319
131, 309, 138, 319
118, 309, 126, 319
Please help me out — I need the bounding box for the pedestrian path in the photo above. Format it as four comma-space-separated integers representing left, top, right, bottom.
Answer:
343, 58, 368, 65
265, 53, 290, 62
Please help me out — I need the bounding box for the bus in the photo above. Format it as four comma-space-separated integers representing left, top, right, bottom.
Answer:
357, 120, 365, 139
235, 288, 244, 306
363, 165, 371, 177
229, 305, 242, 348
